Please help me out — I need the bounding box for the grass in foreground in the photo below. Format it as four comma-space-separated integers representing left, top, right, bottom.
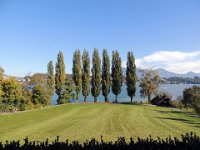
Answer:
0, 103, 200, 142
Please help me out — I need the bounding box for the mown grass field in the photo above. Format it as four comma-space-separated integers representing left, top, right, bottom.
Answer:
0, 103, 200, 142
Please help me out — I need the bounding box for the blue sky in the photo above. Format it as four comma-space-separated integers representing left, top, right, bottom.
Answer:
0, 0, 200, 76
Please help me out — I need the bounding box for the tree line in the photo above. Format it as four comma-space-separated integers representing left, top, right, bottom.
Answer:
53, 49, 137, 104
0, 48, 164, 112
0, 49, 157, 113
46, 49, 200, 115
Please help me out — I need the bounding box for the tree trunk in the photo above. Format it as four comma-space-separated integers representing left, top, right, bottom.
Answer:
94, 97, 97, 103
115, 95, 118, 103
57, 95, 61, 104
84, 96, 87, 103
148, 94, 151, 103
131, 97, 133, 103
105, 96, 108, 102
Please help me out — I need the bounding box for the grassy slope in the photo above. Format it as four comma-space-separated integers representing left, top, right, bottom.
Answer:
0, 103, 200, 142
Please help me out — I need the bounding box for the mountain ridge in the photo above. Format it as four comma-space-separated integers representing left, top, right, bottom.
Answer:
4, 69, 200, 79
122, 68, 200, 78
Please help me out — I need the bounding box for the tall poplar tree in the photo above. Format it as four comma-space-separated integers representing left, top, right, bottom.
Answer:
82, 49, 90, 102
72, 49, 82, 101
55, 51, 66, 104
126, 51, 136, 103
59, 79, 74, 104
91, 48, 101, 102
47, 61, 55, 97
102, 49, 110, 102
111, 50, 123, 103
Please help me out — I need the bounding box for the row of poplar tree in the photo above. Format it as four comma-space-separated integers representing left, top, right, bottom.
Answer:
0, 48, 160, 112
48, 49, 136, 104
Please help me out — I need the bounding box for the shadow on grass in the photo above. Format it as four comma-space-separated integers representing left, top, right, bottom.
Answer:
157, 117, 200, 128
113, 102, 144, 106
155, 109, 199, 117
154, 108, 200, 128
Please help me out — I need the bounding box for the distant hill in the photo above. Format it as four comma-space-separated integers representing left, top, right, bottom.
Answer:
4, 69, 200, 80
3, 74, 24, 80
155, 69, 200, 78
122, 68, 200, 78
3, 73, 73, 81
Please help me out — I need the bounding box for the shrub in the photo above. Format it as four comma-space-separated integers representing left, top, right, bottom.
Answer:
151, 92, 173, 107
0, 133, 200, 150
171, 96, 184, 109
183, 86, 200, 115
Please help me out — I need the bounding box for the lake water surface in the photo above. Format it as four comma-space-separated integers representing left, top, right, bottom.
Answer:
52, 83, 199, 104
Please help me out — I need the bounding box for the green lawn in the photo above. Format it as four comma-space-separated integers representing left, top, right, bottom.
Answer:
0, 103, 200, 142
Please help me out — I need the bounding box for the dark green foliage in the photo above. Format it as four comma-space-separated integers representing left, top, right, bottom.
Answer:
91, 48, 101, 102
1, 133, 200, 150
47, 60, 55, 96
20, 87, 32, 111
59, 79, 74, 104
28, 72, 51, 106
82, 49, 90, 102
55, 51, 66, 104
182, 86, 200, 106
26, 72, 51, 107
140, 69, 160, 102
183, 86, 200, 114
111, 50, 123, 103
32, 85, 50, 106
102, 49, 111, 102
151, 92, 173, 107
72, 49, 82, 100
126, 51, 136, 103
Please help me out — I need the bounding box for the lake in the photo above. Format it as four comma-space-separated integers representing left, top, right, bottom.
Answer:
52, 83, 199, 104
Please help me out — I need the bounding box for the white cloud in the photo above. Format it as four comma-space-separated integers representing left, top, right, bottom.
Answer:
164, 60, 200, 73
142, 51, 200, 63
123, 51, 200, 74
